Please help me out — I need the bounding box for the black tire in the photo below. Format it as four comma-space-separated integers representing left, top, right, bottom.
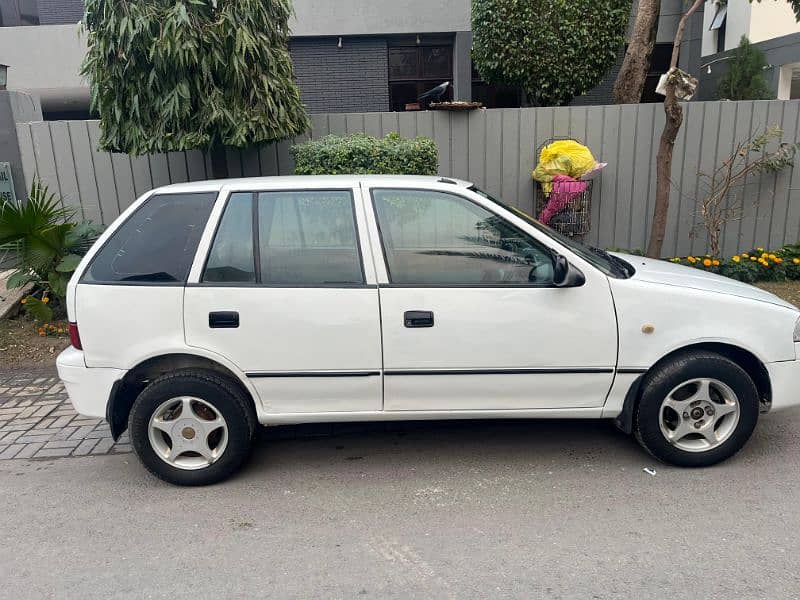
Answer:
129, 369, 257, 486
634, 351, 759, 467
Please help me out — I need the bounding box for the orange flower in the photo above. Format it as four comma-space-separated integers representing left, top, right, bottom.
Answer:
703, 258, 712, 267
20, 298, 26, 305
712, 260, 720, 266
42, 297, 50, 304
775, 257, 783, 264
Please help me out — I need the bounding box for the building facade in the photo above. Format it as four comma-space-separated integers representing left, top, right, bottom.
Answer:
698, 0, 800, 100
0, 0, 699, 119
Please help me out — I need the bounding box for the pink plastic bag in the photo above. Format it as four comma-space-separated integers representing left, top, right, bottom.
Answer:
538, 175, 588, 225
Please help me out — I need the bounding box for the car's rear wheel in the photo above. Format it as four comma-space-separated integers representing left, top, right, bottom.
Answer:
634, 351, 759, 467
129, 370, 256, 486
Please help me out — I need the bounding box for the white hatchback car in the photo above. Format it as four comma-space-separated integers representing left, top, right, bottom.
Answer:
57, 175, 800, 485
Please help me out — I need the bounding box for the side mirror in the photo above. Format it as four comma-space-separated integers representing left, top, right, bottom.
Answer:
553, 255, 586, 288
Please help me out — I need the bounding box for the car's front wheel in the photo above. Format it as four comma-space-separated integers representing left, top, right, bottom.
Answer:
129, 370, 256, 486
634, 351, 760, 467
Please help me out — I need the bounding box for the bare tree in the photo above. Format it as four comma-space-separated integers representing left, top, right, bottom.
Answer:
693, 127, 798, 257
613, 0, 661, 104
646, 0, 704, 258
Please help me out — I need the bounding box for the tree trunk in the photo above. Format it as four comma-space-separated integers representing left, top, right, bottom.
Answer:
209, 144, 229, 179
646, 0, 704, 258
613, 0, 661, 104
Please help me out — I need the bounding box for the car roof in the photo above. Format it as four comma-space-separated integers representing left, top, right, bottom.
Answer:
152, 174, 474, 194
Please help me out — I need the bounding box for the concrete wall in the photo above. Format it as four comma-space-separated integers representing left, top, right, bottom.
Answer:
15, 101, 800, 257
289, 0, 470, 37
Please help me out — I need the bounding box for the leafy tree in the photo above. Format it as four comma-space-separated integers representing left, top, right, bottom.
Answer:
471, 0, 631, 106
717, 36, 774, 100
81, 0, 310, 177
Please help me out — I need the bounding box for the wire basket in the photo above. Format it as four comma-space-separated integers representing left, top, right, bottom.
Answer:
533, 138, 594, 237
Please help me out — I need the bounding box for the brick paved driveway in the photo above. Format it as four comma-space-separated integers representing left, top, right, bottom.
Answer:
0, 368, 130, 459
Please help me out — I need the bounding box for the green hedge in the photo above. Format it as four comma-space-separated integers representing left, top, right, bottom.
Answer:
291, 132, 439, 176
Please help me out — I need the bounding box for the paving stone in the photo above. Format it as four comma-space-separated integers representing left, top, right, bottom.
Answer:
15, 433, 55, 444
0, 444, 24, 459
34, 417, 57, 429
51, 415, 76, 428
33, 447, 73, 458
15, 442, 46, 459
43, 440, 81, 450
112, 443, 132, 454
91, 438, 115, 455
73, 438, 100, 456
0, 430, 24, 443
69, 425, 97, 440
50, 426, 78, 441
85, 430, 113, 440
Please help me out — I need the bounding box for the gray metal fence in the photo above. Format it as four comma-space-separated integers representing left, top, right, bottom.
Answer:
15, 100, 800, 257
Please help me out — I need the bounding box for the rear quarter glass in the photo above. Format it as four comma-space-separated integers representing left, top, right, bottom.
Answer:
82, 192, 218, 284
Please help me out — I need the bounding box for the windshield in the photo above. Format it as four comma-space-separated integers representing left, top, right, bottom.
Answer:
469, 186, 632, 279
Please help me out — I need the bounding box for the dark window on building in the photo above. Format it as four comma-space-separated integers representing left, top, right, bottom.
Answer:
471, 66, 522, 108
641, 44, 675, 103
388, 45, 453, 111
0, 0, 39, 26
84, 193, 217, 284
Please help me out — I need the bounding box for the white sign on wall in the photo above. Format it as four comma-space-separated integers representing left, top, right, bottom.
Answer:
0, 162, 16, 205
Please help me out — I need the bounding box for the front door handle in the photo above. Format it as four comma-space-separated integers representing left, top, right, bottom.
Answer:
209, 311, 239, 329
404, 310, 434, 328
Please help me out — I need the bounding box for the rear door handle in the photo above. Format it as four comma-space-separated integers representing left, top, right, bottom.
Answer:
209, 311, 239, 329
404, 310, 434, 328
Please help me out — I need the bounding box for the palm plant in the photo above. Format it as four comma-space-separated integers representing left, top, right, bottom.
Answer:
0, 179, 102, 320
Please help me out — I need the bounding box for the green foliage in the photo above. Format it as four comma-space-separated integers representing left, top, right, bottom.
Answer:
471, 0, 630, 106
717, 36, 774, 101
0, 180, 103, 321
81, 0, 310, 154
291, 133, 439, 176
666, 246, 800, 283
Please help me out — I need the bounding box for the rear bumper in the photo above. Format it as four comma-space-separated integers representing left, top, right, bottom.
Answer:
766, 358, 800, 412
56, 347, 125, 419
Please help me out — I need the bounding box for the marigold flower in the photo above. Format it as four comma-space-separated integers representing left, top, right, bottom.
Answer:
20, 298, 27, 304
732, 256, 741, 263
769, 254, 777, 260
758, 247, 764, 252
761, 253, 769, 259
42, 297, 50, 304
712, 260, 720, 266
751, 256, 757, 261
742, 253, 749, 258
793, 258, 800, 264
703, 258, 712, 267
775, 257, 783, 264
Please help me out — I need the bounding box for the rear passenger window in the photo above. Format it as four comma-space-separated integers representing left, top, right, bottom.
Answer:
203, 193, 255, 283
83, 192, 217, 284
202, 190, 364, 286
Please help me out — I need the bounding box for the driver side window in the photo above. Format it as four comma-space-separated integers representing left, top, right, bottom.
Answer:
372, 189, 554, 285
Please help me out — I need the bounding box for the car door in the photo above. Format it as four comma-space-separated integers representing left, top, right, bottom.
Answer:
184, 183, 382, 414
364, 183, 618, 411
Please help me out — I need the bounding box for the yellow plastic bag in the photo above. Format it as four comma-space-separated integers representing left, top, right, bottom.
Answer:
532, 140, 596, 194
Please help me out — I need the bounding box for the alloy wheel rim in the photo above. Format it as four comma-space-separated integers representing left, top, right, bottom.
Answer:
658, 378, 740, 453
148, 396, 228, 470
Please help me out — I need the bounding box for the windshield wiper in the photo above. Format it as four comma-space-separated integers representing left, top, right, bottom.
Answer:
588, 246, 632, 278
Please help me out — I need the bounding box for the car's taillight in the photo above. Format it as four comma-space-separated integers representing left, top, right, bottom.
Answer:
68, 322, 82, 350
